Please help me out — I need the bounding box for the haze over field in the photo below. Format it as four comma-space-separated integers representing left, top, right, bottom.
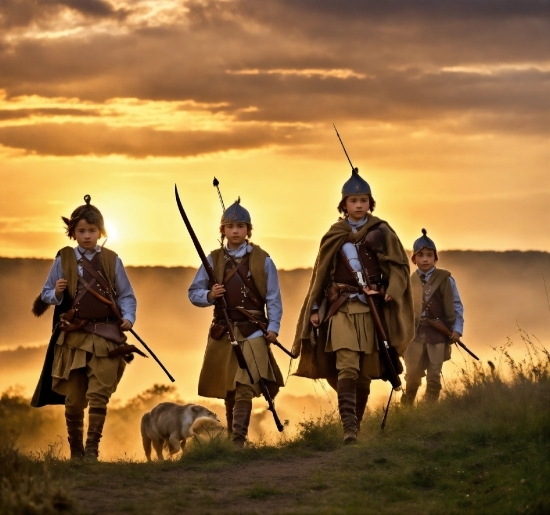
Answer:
1, 251, 549, 404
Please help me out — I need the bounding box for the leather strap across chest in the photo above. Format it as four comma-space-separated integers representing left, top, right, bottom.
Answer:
74, 252, 121, 318
77, 252, 115, 295
224, 253, 264, 309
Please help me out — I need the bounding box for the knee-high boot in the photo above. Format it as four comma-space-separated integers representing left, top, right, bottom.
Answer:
231, 399, 252, 449
355, 383, 370, 432
225, 391, 236, 436
85, 407, 106, 461
425, 384, 441, 403
337, 378, 357, 444
401, 385, 419, 406
65, 409, 85, 459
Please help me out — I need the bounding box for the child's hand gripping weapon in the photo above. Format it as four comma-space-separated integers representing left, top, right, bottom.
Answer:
423, 305, 479, 361
175, 185, 284, 432
234, 306, 298, 359
74, 255, 175, 382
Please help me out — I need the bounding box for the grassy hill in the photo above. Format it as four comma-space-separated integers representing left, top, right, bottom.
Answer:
1, 334, 548, 515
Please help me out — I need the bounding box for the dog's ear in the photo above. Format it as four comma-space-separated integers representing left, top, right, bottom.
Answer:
191, 405, 201, 413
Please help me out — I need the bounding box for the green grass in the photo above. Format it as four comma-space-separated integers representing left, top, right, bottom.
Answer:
1, 332, 549, 514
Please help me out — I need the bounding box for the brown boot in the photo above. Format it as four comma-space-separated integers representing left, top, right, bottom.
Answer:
66, 409, 85, 460
225, 391, 236, 437
401, 386, 419, 406
356, 383, 370, 433
85, 407, 106, 461
337, 378, 357, 444
231, 399, 252, 449
425, 384, 441, 403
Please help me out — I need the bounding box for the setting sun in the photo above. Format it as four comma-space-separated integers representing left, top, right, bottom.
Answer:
103, 220, 119, 245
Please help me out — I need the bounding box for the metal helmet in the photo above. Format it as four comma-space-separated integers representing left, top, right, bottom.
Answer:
221, 197, 251, 225
342, 169, 371, 198
413, 228, 437, 254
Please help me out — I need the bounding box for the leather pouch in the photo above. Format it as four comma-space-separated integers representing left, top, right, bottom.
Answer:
209, 322, 228, 340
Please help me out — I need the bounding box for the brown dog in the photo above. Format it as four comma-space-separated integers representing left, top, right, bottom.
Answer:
140, 402, 220, 461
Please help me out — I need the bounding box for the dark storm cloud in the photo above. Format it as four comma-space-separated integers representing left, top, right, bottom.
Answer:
0, 0, 125, 29
0, 0, 548, 156
0, 122, 313, 157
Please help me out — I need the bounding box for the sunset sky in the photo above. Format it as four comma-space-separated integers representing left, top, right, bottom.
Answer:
0, 0, 548, 269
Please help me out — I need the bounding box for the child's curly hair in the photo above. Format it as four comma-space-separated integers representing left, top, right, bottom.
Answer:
337, 194, 376, 220
219, 223, 253, 247
62, 195, 106, 239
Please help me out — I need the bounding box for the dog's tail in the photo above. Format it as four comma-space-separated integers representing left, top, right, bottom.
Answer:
140, 413, 152, 461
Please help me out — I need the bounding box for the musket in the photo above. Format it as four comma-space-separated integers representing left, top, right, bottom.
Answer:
235, 307, 298, 359
175, 185, 284, 432
423, 300, 478, 360
75, 257, 175, 382
422, 316, 479, 361
333, 123, 358, 173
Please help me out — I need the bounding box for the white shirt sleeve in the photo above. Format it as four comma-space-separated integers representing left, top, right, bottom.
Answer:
449, 276, 464, 334
114, 257, 137, 325
264, 257, 282, 334
40, 257, 64, 305
188, 255, 216, 307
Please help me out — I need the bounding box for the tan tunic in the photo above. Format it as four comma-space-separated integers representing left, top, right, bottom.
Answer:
198, 327, 284, 399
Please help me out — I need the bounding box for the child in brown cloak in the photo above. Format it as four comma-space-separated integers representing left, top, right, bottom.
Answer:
292, 170, 414, 443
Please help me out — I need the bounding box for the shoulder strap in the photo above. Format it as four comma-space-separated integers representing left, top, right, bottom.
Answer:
99, 247, 118, 291
222, 253, 250, 284
59, 247, 78, 297
77, 253, 113, 294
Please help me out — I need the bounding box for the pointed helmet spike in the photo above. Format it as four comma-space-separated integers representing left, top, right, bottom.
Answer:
422, 228, 427, 236
237, 196, 241, 204
84, 194, 91, 205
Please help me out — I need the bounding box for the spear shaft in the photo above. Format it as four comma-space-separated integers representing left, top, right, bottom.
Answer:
333, 123, 357, 172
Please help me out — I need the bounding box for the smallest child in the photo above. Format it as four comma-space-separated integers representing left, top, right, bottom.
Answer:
402, 229, 464, 404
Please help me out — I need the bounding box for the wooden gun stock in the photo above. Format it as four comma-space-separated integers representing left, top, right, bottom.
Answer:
422, 318, 479, 361
259, 379, 284, 432
234, 307, 298, 359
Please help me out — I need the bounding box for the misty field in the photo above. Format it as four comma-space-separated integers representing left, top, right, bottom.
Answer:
1, 333, 549, 515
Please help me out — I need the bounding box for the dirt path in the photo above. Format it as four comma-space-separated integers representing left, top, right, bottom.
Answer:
72, 451, 340, 515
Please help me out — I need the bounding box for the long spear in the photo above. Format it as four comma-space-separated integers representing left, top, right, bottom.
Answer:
333, 123, 358, 173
